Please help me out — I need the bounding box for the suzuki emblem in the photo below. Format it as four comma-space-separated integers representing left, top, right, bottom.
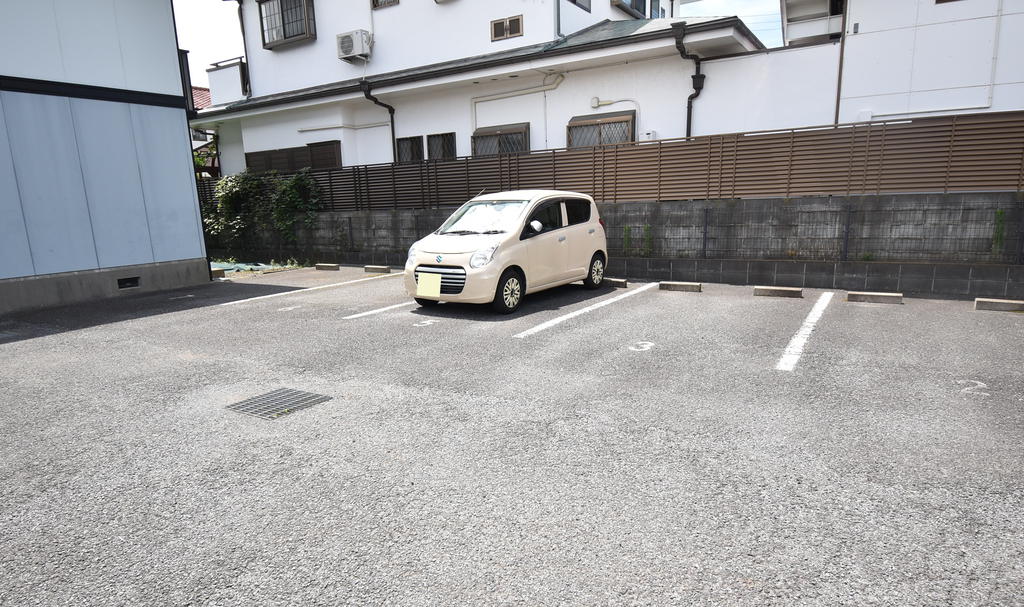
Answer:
435, 255, 443, 263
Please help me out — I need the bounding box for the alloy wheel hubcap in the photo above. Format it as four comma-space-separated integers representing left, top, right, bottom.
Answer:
592, 259, 604, 283
503, 277, 521, 308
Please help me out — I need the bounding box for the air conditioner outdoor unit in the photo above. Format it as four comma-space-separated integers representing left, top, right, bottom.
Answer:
337, 30, 372, 62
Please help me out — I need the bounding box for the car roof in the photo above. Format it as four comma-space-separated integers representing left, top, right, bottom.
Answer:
471, 189, 592, 202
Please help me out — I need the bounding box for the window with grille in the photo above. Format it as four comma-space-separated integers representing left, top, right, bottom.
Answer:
427, 133, 457, 161
472, 123, 530, 156
372, 0, 399, 8
567, 0, 591, 11
258, 0, 316, 49
567, 110, 635, 149
491, 15, 523, 41
396, 136, 424, 163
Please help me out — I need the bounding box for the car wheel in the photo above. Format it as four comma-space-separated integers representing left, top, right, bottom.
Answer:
414, 298, 440, 307
492, 269, 524, 314
583, 253, 605, 289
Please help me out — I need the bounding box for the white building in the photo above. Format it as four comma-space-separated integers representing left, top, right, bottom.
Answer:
1, 0, 208, 314
193, 0, 1024, 176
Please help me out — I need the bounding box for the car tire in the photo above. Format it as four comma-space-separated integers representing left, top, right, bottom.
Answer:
414, 298, 439, 307
491, 269, 524, 314
583, 253, 605, 289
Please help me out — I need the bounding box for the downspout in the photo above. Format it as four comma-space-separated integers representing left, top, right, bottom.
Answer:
833, 0, 848, 124
236, 0, 252, 97
671, 22, 705, 138
554, 0, 563, 39
360, 80, 397, 162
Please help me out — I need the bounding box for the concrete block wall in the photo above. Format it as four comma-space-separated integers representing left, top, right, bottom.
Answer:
208, 192, 1024, 298
599, 193, 1023, 264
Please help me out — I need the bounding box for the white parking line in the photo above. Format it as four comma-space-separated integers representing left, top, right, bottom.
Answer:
343, 301, 415, 319
219, 273, 401, 307
513, 282, 659, 339
775, 291, 834, 372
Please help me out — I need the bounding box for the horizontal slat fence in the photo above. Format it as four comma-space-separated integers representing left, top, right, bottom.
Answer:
197, 111, 1024, 211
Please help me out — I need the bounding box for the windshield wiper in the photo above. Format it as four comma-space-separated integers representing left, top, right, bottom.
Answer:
439, 230, 480, 235
478, 230, 506, 234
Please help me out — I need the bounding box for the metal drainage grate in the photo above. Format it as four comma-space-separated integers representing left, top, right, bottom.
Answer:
226, 388, 332, 420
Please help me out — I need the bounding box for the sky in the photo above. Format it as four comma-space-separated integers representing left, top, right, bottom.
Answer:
173, 0, 244, 89
172, 0, 782, 88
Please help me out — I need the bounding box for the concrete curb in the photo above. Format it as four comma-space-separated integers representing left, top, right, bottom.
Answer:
753, 286, 803, 298
660, 281, 702, 292
605, 278, 628, 288
364, 265, 392, 273
847, 291, 903, 304
974, 298, 1024, 312
315, 263, 340, 271
210, 268, 226, 279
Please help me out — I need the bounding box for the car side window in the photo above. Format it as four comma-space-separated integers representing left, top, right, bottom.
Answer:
526, 202, 563, 234
564, 199, 591, 225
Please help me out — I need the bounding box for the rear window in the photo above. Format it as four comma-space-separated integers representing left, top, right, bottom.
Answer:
564, 199, 591, 225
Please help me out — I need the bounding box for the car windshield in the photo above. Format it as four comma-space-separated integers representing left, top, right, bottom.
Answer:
436, 200, 529, 234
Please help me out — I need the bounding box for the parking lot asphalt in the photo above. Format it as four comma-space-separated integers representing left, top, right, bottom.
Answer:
1, 266, 1022, 606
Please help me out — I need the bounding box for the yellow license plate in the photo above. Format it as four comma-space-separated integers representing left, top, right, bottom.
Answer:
416, 272, 441, 297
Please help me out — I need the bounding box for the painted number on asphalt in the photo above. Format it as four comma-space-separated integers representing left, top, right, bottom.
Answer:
629, 341, 656, 352
956, 379, 990, 397
413, 319, 440, 327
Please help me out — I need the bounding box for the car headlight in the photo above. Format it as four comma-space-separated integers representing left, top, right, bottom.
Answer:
469, 244, 499, 269
407, 244, 418, 264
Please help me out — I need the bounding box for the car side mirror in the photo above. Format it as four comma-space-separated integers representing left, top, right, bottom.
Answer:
529, 220, 543, 234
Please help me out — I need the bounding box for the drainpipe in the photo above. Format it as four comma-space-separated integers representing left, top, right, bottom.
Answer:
360, 79, 397, 162
554, 0, 563, 39
235, 0, 252, 97
671, 22, 704, 138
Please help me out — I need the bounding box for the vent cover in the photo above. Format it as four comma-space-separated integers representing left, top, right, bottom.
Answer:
226, 388, 332, 420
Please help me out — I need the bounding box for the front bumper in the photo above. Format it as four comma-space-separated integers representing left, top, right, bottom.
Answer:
403, 252, 502, 304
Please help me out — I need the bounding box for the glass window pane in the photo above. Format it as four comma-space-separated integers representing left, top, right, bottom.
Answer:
600, 121, 631, 144
473, 135, 499, 156
261, 0, 284, 43
565, 199, 590, 225
568, 124, 599, 148
281, 0, 306, 38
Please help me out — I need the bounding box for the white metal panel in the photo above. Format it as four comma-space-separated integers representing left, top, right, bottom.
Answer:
0, 0, 64, 83
994, 11, 1024, 85
916, 0, 1000, 25
70, 99, 155, 268
130, 105, 205, 262
840, 29, 916, 99
694, 44, 839, 135
208, 64, 247, 106
1, 91, 98, 275
53, 0, 126, 91
114, 0, 182, 96
911, 18, 997, 92
0, 95, 35, 280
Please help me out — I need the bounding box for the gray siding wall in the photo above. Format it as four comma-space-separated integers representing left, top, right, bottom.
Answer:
0, 91, 205, 281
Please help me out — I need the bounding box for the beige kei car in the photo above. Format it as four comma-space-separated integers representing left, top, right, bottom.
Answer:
404, 190, 608, 313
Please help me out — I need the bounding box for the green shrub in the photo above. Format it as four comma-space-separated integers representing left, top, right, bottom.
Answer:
203, 169, 320, 246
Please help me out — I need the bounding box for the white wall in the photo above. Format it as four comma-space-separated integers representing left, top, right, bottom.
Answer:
216, 53, 701, 172
0, 0, 183, 96
839, 0, 1024, 121
240, 0, 613, 98
696, 43, 840, 134
0, 92, 205, 280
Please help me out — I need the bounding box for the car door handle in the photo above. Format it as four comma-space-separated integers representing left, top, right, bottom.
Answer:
588, 228, 595, 234
558, 235, 566, 242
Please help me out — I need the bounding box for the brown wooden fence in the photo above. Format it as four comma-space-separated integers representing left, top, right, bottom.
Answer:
197, 110, 1024, 211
